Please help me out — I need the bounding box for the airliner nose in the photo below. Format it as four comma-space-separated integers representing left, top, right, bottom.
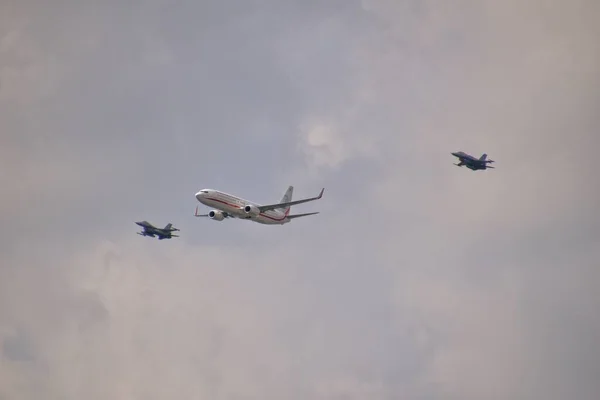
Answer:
195, 191, 203, 201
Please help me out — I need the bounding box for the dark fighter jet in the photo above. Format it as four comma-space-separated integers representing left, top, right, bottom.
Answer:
451, 151, 495, 171
135, 221, 179, 240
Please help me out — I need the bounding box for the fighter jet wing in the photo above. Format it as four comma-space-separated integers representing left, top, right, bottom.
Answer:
256, 188, 324, 213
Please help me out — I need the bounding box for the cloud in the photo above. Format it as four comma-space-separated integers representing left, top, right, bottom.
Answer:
1, 1, 599, 399
0, 234, 415, 399
298, 111, 378, 170
298, 120, 344, 168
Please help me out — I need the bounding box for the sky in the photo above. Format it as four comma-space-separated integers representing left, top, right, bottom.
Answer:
1, 0, 599, 399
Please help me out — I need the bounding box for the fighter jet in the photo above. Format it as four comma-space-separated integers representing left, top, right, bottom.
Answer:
451, 151, 495, 171
135, 221, 180, 240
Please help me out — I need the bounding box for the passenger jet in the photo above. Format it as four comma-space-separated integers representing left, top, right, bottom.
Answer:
194, 186, 324, 225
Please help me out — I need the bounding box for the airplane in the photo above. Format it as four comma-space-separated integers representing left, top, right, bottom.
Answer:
194, 186, 324, 225
451, 151, 495, 170
135, 221, 180, 239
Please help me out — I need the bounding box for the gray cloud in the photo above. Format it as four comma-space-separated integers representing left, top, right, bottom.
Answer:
1, 0, 599, 399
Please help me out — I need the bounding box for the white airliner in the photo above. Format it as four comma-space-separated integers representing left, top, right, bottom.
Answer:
194, 186, 324, 225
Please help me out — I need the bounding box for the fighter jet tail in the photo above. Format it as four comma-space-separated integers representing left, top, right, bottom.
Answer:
163, 223, 179, 231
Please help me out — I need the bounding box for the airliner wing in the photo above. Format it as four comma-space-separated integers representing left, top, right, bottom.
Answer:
194, 207, 208, 217
194, 207, 232, 218
194, 206, 210, 217
287, 212, 319, 219
257, 188, 324, 213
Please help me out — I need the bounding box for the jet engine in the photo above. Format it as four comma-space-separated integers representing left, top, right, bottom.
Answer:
243, 205, 260, 216
208, 210, 225, 221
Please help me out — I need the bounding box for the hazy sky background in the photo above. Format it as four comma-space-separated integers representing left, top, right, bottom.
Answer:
1, 0, 599, 399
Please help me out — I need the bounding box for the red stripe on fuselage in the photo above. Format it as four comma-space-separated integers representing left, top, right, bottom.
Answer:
204, 197, 288, 221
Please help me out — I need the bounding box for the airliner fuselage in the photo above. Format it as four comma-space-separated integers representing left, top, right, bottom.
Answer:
196, 189, 291, 225
194, 186, 323, 225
